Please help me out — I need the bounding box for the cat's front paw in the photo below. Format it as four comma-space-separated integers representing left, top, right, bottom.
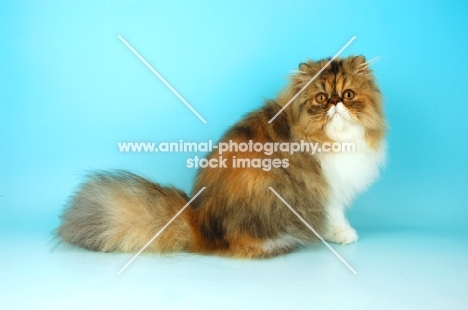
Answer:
324, 225, 358, 245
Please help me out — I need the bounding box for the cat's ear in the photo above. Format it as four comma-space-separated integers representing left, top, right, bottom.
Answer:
298, 61, 313, 74
352, 55, 367, 75
298, 62, 310, 71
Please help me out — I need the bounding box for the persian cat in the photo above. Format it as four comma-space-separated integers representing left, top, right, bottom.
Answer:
57, 55, 386, 258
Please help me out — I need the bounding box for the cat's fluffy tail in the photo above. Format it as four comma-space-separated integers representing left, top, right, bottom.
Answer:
56, 170, 192, 253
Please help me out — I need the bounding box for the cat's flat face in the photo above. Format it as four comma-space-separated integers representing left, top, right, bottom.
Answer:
288, 56, 385, 146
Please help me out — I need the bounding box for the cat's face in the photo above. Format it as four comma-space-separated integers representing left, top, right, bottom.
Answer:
285, 56, 385, 146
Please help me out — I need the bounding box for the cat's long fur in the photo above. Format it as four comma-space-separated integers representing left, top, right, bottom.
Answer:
57, 55, 386, 258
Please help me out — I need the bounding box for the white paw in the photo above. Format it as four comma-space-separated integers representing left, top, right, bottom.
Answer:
324, 225, 358, 245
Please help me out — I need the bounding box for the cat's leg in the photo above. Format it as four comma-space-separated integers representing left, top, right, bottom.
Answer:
221, 234, 298, 258
324, 203, 358, 245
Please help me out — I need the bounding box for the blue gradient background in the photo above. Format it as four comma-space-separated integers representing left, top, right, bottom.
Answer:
1, 1, 467, 309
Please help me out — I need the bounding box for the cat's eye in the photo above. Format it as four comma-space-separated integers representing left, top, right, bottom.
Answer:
343, 89, 355, 100
315, 93, 328, 104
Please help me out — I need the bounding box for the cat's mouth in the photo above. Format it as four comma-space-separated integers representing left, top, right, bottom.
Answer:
324, 102, 361, 139
326, 102, 351, 121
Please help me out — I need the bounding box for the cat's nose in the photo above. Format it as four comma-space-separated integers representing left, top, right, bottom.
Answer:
328, 96, 341, 105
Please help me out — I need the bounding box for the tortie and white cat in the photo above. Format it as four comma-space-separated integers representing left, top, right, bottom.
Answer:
57, 55, 386, 258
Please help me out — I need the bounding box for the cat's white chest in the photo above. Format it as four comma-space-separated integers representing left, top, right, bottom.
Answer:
319, 121, 385, 207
